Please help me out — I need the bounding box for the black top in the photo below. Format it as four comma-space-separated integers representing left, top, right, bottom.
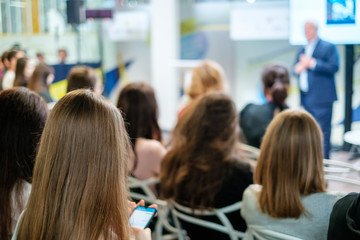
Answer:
328, 192, 360, 240
240, 102, 287, 148
176, 161, 253, 240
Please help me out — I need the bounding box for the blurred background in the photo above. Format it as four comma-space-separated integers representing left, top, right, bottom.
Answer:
1, 0, 360, 147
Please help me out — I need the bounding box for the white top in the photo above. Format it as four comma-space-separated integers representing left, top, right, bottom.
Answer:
2, 70, 15, 90
299, 38, 319, 92
241, 184, 344, 240
11, 181, 31, 236
132, 138, 167, 180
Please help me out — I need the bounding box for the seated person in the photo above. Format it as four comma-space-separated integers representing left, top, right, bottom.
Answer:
178, 60, 228, 118
117, 82, 166, 181
241, 109, 344, 240
13, 57, 35, 87
0, 88, 48, 239
66, 66, 103, 95
240, 64, 289, 148
12, 90, 151, 240
2, 50, 23, 90
161, 93, 253, 240
28, 64, 55, 104
327, 192, 360, 240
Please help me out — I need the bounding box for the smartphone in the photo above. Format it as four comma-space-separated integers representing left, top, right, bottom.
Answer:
129, 206, 157, 229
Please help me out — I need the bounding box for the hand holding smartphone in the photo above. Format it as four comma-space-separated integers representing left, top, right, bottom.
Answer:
129, 206, 157, 229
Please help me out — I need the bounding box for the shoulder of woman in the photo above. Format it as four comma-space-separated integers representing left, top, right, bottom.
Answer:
241, 184, 261, 214
244, 184, 261, 195
303, 191, 346, 206
240, 103, 256, 114
136, 138, 167, 156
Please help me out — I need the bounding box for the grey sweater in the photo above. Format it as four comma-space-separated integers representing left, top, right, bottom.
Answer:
241, 184, 344, 240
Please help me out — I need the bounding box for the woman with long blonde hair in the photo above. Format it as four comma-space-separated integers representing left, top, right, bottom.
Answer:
12, 90, 151, 240
178, 60, 228, 118
241, 109, 343, 240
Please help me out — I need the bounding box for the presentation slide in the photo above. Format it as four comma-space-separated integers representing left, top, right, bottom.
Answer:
290, 0, 360, 45
230, 2, 289, 41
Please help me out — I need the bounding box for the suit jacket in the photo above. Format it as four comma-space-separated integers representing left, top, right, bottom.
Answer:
294, 39, 339, 105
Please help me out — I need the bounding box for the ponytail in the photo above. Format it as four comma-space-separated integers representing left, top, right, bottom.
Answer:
262, 64, 290, 107
271, 80, 288, 107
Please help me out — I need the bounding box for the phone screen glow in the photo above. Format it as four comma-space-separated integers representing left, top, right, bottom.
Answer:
129, 206, 156, 229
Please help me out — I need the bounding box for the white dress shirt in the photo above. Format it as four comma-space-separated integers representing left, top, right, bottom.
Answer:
299, 38, 319, 92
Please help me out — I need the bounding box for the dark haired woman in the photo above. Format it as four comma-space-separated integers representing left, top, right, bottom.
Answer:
161, 93, 253, 240
240, 64, 290, 148
117, 82, 166, 181
13, 57, 35, 87
28, 64, 55, 103
0, 88, 48, 239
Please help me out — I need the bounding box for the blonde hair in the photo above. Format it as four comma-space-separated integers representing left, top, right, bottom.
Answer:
187, 60, 227, 99
16, 90, 131, 240
254, 109, 326, 218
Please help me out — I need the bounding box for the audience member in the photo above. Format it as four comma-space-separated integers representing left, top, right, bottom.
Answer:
178, 60, 228, 118
58, 48, 67, 64
1, 51, 10, 73
2, 51, 19, 90
241, 109, 344, 240
66, 66, 103, 94
0, 88, 48, 239
36, 52, 45, 64
327, 192, 360, 240
117, 82, 166, 180
28, 64, 55, 104
13, 58, 35, 87
12, 90, 151, 240
161, 93, 253, 240
240, 64, 290, 148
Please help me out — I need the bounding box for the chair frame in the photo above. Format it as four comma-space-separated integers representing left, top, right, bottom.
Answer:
324, 159, 360, 186
128, 176, 178, 240
169, 201, 245, 240
246, 225, 303, 240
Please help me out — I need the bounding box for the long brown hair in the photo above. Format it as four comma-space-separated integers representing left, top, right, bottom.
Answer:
28, 64, 54, 93
254, 109, 326, 219
16, 90, 131, 240
117, 82, 162, 172
13, 58, 30, 87
187, 60, 227, 100
0, 87, 48, 240
160, 93, 238, 209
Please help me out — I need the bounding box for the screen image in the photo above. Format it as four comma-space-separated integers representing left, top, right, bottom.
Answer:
327, 0, 356, 24
129, 207, 156, 229
290, 0, 360, 45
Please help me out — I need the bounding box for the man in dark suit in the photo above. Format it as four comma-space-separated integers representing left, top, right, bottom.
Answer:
294, 21, 339, 159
